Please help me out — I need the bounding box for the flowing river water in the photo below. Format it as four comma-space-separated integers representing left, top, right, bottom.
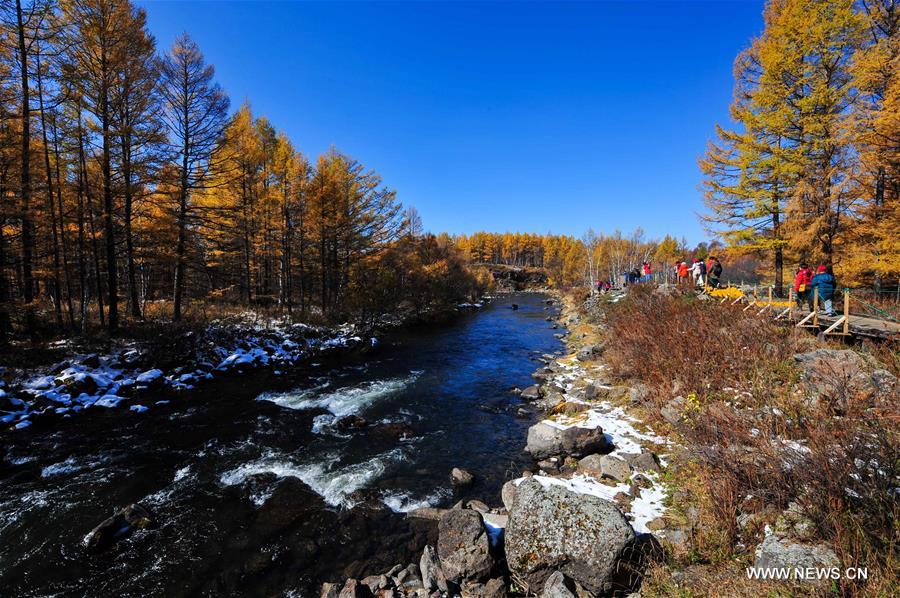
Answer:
0, 293, 564, 597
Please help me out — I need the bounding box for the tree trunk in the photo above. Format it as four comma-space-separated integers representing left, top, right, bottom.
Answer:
120, 127, 141, 320
16, 0, 37, 338
100, 46, 118, 334
35, 52, 64, 327
51, 110, 75, 327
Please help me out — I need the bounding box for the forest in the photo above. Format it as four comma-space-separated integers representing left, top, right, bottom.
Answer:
0, 0, 489, 341
700, 0, 899, 294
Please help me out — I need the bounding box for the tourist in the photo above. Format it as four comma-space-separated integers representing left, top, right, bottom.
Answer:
689, 258, 705, 287
707, 256, 722, 288
809, 265, 837, 316
793, 263, 813, 310
677, 261, 689, 284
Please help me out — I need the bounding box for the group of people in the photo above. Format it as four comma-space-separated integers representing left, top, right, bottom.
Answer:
675, 257, 722, 288
793, 264, 838, 316
622, 262, 653, 286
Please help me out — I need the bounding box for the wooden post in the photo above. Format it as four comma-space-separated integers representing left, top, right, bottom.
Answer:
843, 289, 849, 335
767, 285, 772, 305
812, 287, 819, 327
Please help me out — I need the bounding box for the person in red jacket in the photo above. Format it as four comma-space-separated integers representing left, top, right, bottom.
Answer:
793, 263, 813, 309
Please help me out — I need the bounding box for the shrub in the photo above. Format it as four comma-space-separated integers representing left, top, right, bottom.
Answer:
599, 286, 899, 595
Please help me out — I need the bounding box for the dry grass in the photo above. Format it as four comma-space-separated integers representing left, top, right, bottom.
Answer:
595, 285, 900, 596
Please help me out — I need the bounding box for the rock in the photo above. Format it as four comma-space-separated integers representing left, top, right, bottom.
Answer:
525, 421, 612, 459
754, 533, 839, 584
335, 415, 369, 432
437, 509, 494, 583
506, 480, 636, 595
321, 582, 341, 598
483, 578, 507, 598
582, 383, 600, 400
646, 517, 667, 531
537, 458, 559, 473
623, 450, 661, 473
660, 396, 685, 426
628, 383, 653, 405
548, 401, 589, 417
370, 423, 415, 442
598, 455, 631, 482
481, 512, 508, 529
81, 354, 102, 368
421, 545, 448, 593
575, 454, 603, 477
520, 385, 542, 401
82, 503, 154, 553
467, 500, 489, 513
576, 343, 605, 362
794, 349, 896, 413
541, 571, 576, 598
361, 575, 388, 593
339, 579, 372, 598
408, 507, 447, 521
501, 481, 518, 512
451, 468, 475, 487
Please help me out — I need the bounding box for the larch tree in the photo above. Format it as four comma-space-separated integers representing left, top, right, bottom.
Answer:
700, 34, 794, 294
112, 3, 164, 320
746, 0, 863, 270
159, 32, 228, 321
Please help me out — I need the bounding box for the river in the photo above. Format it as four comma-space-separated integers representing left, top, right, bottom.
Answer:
0, 293, 563, 597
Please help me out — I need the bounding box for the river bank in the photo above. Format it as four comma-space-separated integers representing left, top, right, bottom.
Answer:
0, 292, 564, 596
321, 290, 676, 596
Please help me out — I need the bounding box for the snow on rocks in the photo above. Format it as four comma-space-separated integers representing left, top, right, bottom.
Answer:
2, 315, 370, 432
518, 345, 673, 538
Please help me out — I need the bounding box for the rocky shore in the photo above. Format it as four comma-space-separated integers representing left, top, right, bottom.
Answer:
320, 293, 676, 598
0, 314, 377, 432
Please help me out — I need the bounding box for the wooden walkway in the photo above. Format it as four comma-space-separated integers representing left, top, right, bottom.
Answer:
798, 310, 899, 341
707, 285, 899, 341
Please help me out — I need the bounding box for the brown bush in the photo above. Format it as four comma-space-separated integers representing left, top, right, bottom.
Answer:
600, 286, 899, 595
604, 285, 796, 405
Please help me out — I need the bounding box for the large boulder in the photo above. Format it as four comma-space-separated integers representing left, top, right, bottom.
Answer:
755, 533, 839, 584
505, 479, 636, 594
794, 349, 897, 412
437, 509, 494, 583
525, 421, 611, 459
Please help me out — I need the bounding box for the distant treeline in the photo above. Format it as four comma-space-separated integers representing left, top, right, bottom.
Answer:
0, 0, 487, 340
453, 230, 746, 287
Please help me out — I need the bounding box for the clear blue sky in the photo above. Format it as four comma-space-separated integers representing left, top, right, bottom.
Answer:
138, 0, 764, 244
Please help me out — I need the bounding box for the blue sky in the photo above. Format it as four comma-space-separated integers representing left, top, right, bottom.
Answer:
138, 0, 764, 244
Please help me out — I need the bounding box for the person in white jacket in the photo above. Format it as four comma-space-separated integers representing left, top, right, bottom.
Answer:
689, 259, 706, 287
